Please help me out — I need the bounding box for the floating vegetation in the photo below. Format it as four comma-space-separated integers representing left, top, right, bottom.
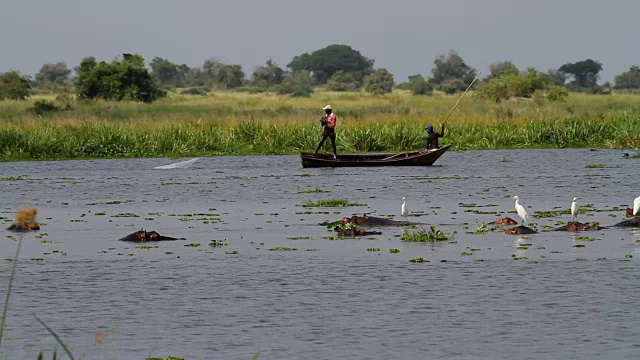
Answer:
135, 245, 158, 250
585, 164, 620, 169
184, 243, 201, 247
367, 248, 380, 252
165, 252, 174, 255
576, 258, 587, 261
460, 251, 473, 256
409, 257, 429, 263
322, 236, 343, 240
1, 176, 31, 181
298, 188, 331, 193
512, 256, 528, 260
301, 199, 366, 207
527, 260, 539, 264
225, 251, 239, 255
111, 213, 139, 218
208, 240, 228, 247
86, 200, 135, 205
287, 236, 312, 240
401, 226, 451, 242
466, 222, 490, 235
464, 209, 499, 215
572, 244, 586, 248
625, 254, 633, 258
94, 212, 107, 216
268, 247, 297, 251
388, 248, 400, 254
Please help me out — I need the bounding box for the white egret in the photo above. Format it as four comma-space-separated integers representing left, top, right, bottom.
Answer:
401, 197, 409, 218
571, 197, 580, 222
634, 195, 640, 216
513, 196, 529, 226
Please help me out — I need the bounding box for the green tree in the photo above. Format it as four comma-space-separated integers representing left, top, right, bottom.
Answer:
203, 59, 245, 89
150, 57, 189, 87
326, 71, 360, 92
278, 70, 314, 97
475, 67, 564, 102
408, 74, 432, 95
559, 59, 603, 88
0, 71, 31, 100
430, 50, 477, 92
34, 62, 71, 86
364, 68, 394, 95
487, 61, 518, 79
74, 53, 165, 103
251, 59, 284, 87
544, 69, 567, 86
287, 44, 374, 84
614, 66, 640, 89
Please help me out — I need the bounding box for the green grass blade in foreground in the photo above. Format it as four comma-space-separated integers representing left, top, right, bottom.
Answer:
35, 316, 75, 360
0, 232, 24, 352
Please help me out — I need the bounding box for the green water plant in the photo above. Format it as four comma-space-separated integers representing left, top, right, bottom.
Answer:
401, 226, 451, 242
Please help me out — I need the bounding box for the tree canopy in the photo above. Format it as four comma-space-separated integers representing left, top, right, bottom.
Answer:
150, 57, 189, 87
34, 62, 71, 86
287, 44, 374, 84
251, 59, 285, 88
487, 61, 519, 79
559, 59, 602, 88
614, 66, 640, 89
364, 68, 394, 95
430, 50, 477, 93
74, 54, 165, 103
0, 71, 31, 100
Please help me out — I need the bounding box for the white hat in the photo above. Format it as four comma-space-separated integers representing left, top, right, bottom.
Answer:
322, 105, 332, 110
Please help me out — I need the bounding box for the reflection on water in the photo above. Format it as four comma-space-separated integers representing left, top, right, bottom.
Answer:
0, 149, 639, 359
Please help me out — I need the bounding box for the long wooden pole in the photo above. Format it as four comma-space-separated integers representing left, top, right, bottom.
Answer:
442, 74, 480, 124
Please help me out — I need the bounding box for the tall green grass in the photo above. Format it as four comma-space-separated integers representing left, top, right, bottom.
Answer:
0, 91, 639, 160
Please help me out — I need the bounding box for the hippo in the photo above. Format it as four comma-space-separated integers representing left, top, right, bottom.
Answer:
627, 208, 635, 217
612, 217, 640, 228
335, 226, 382, 237
551, 221, 605, 232
320, 214, 418, 228
119, 229, 186, 242
505, 226, 538, 235
489, 217, 519, 226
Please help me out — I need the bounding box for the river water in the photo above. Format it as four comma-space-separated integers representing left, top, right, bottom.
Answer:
0, 149, 639, 359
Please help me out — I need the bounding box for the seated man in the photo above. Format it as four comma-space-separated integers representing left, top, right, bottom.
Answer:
425, 123, 444, 149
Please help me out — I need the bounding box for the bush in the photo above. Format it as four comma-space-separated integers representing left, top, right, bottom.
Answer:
364, 68, 394, 95
440, 77, 466, 94
408, 74, 433, 95
278, 71, 314, 97
30, 100, 60, 115
0, 71, 31, 100
74, 54, 166, 103
327, 71, 360, 92
181, 87, 209, 96
474, 67, 563, 102
545, 85, 569, 101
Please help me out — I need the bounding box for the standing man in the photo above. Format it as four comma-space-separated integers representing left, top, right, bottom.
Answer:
314, 105, 338, 159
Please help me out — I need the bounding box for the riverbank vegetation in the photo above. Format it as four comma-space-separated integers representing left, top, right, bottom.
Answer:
0, 90, 639, 161
1, 44, 640, 160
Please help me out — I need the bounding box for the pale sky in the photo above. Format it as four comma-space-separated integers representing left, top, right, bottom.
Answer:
1, 0, 638, 83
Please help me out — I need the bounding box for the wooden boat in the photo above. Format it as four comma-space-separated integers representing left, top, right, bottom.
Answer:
300, 144, 452, 168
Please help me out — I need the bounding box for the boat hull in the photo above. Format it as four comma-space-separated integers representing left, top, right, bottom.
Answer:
300, 144, 452, 168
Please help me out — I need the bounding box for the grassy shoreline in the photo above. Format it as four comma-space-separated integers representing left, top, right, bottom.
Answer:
1, 91, 639, 161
